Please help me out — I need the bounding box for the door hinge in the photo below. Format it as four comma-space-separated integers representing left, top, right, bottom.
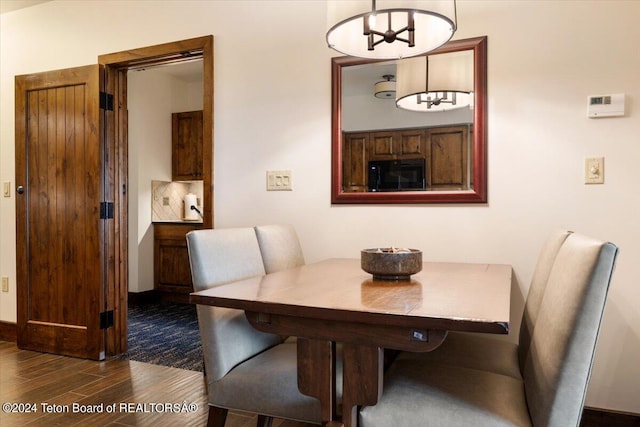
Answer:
100, 92, 114, 111
100, 310, 114, 329
100, 202, 114, 219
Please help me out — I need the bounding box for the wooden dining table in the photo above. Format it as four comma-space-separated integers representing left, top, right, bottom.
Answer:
190, 258, 512, 427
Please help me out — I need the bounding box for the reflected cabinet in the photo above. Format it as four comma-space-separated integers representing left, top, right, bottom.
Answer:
343, 124, 471, 193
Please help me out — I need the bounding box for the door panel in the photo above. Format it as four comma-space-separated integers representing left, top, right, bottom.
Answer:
429, 126, 468, 188
342, 132, 368, 192
15, 65, 106, 360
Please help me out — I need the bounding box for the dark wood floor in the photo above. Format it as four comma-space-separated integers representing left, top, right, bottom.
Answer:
0, 341, 314, 427
2, 340, 638, 427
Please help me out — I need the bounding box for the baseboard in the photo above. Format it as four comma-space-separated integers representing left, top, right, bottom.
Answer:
159, 292, 192, 304
581, 407, 640, 426
128, 290, 161, 306
0, 321, 17, 342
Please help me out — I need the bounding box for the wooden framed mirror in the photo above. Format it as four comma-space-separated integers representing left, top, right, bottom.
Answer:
331, 36, 487, 204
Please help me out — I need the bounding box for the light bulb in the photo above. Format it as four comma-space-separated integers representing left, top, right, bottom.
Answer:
368, 13, 376, 28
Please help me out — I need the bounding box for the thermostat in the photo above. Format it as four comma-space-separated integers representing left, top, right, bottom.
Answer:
588, 93, 625, 118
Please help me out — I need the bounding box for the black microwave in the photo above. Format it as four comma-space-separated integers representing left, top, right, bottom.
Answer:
368, 158, 426, 192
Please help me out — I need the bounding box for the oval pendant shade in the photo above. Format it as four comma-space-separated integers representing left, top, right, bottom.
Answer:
396, 49, 473, 112
327, 0, 457, 59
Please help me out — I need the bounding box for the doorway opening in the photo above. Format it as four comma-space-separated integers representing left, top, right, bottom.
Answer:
122, 59, 205, 369
127, 59, 203, 298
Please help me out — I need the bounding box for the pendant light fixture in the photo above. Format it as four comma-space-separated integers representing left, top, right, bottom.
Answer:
395, 49, 473, 112
374, 75, 396, 98
327, 0, 457, 60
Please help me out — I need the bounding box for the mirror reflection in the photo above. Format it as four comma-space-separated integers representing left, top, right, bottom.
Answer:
331, 36, 487, 204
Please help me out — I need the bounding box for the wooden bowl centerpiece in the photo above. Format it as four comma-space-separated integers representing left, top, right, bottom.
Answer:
361, 247, 423, 281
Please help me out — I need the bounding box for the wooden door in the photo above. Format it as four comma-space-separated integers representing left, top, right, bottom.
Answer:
15, 65, 108, 360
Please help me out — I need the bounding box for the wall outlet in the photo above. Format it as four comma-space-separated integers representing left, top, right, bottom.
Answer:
1, 276, 8, 292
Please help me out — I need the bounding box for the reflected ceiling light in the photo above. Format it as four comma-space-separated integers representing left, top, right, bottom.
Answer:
395, 49, 473, 112
327, 0, 457, 60
374, 75, 396, 98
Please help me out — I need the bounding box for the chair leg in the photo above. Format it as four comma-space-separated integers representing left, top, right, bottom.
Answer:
207, 405, 228, 427
257, 415, 274, 427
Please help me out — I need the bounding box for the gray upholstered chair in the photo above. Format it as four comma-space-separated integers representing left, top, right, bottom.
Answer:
392, 230, 573, 379
186, 227, 322, 426
254, 224, 305, 274
254, 223, 344, 416
359, 232, 618, 427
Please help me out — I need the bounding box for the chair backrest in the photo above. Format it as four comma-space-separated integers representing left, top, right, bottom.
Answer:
254, 224, 305, 274
523, 233, 618, 427
186, 227, 283, 381
518, 230, 573, 371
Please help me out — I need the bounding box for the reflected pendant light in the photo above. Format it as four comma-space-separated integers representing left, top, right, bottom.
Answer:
395, 49, 473, 112
327, 0, 457, 60
374, 75, 396, 98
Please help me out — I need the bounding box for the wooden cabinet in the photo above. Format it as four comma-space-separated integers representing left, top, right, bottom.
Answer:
156, 111, 205, 301
369, 129, 427, 160
154, 224, 199, 300
342, 132, 369, 192
172, 110, 203, 181
342, 124, 471, 192
427, 126, 471, 190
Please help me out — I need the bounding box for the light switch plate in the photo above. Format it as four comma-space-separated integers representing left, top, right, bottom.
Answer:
3, 182, 10, 197
266, 170, 292, 191
1, 277, 8, 293
585, 157, 604, 184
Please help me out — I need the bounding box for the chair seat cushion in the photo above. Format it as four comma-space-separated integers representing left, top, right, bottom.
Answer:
395, 331, 522, 380
208, 342, 321, 423
359, 359, 531, 427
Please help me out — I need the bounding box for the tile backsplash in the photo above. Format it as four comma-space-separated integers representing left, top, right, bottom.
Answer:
152, 180, 204, 223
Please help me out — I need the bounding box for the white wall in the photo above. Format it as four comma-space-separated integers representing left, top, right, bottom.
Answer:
1, 0, 639, 414
343, 92, 473, 131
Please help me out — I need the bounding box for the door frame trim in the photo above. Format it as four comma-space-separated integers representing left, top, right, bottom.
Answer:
98, 35, 214, 355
